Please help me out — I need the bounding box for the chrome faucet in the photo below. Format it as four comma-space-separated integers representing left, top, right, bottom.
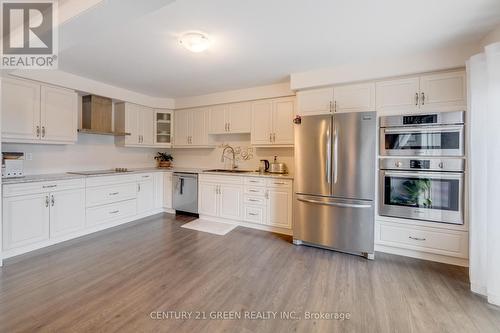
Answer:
220, 145, 237, 169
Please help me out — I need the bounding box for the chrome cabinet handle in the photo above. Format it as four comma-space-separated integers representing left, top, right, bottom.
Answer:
329, 101, 332, 113
41, 126, 46, 138
265, 190, 269, 199
269, 133, 272, 142
421, 92, 425, 105
109, 210, 119, 214
273, 133, 276, 142
249, 189, 259, 193
415, 92, 419, 106
43, 184, 57, 189
274, 182, 285, 185
228, 123, 230, 132
248, 199, 260, 202
334, 100, 337, 113
248, 213, 258, 216
138, 184, 141, 192
409, 236, 426, 241
36, 126, 41, 138
51, 195, 55, 206
45, 195, 49, 207
109, 192, 119, 196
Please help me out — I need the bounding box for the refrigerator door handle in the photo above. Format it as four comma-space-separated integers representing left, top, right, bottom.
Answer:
326, 123, 332, 184
297, 197, 372, 209
333, 119, 339, 184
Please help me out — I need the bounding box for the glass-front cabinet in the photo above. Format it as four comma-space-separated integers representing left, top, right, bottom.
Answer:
154, 110, 173, 147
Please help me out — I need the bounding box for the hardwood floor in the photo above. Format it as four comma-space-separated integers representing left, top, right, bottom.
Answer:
0, 213, 499, 333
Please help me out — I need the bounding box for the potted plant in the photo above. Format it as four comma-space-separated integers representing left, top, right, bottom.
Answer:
154, 152, 173, 168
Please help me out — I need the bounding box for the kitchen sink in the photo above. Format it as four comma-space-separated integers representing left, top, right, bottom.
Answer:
203, 169, 255, 173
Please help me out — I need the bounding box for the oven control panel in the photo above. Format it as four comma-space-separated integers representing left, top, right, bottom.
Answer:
380, 158, 465, 172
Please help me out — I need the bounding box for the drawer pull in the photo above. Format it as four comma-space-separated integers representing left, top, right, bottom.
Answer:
248, 199, 260, 202
109, 192, 119, 196
249, 180, 259, 183
409, 236, 426, 241
142, 175, 150, 178
109, 210, 120, 214
249, 190, 259, 193
274, 182, 286, 185
248, 213, 258, 216
43, 185, 57, 189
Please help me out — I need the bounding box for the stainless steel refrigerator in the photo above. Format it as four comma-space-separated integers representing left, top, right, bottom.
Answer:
293, 112, 376, 258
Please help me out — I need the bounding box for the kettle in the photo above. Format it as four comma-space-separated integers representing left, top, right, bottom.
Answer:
269, 156, 287, 174
259, 159, 270, 173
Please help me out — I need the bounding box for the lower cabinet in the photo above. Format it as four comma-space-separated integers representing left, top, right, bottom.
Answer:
219, 184, 243, 220
49, 188, 86, 238
163, 172, 173, 209
267, 188, 292, 229
198, 175, 243, 220
137, 175, 154, 214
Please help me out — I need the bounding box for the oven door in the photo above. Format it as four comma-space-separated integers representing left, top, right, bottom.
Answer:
379, 170, 464, 224
380, 125, 464, 156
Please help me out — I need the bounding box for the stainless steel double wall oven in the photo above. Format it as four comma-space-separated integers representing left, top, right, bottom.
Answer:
379, 111, 465, 225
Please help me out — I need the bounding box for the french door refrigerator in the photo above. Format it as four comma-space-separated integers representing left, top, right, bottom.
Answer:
293, 112, 376, 258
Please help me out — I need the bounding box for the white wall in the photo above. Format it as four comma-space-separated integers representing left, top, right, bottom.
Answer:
481, 24, 500, 47
166, 134, 294, 173
3, 135, 164, 175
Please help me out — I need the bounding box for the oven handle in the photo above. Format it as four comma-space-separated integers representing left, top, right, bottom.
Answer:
382, 170, 464, 179
383, 125, 464, 134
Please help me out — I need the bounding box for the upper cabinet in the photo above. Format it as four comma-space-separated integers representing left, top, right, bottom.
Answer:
154, 109, 173, 147
297, 83, 375, 115
174, 108, 212, 148
251, 97, 294, 147
1, 77, 77, 144
115, 102, 156, 147
376, 70, 466, 114
208, 101, 251, 134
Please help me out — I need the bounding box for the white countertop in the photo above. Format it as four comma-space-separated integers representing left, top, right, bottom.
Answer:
2, 167, 293, 185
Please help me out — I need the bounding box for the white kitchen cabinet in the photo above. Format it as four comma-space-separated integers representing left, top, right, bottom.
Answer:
251, 97, 294, 146
40, 85, 78, 143
137, 175, 154, 214
1, 77, 77, 144
209, 102, 252, 134
297, 88, 333, 115
376, 77, 420, 114
376, 70, 466, 114
154, 110, 173, 147
153, 172, 164, 210
174, 108, 212, 147
219, 184, 243, 220
334, 83, 375, 113
267, 188, 292, 228
419, 71, 466, 111
2, 193, 50, 250
49, 188, 86, 238
115, 103, 155, 147
163, 172, 173, 209
198, 182, 219, 216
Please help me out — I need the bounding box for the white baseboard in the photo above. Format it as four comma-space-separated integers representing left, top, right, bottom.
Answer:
375, 244, 469, 267
199, 215, 293, 236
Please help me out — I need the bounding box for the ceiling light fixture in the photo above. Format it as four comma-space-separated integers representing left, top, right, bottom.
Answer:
179, 32, 211, 53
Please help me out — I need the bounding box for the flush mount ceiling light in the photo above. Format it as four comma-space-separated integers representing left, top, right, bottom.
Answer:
179, 32, 211, 53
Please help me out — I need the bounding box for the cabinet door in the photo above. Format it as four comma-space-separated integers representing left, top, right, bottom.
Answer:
272, 98, 294, 145
191, 108, 208, 146
376, 78, 420, 114
163, 172, 173, 209
251, 100, 273, 145
334, 83, 375, 113
125, 104, 141, 146
40, 85, 77, 143
3, 193, 50, 250
137, 180, 154, 214
227, 102, 251, 133
1, 78, 40, 141
267, 189, 292, 228
219, 184, 243, 220
50, 189, 85, 238
153, 173, 164, 210
154, 110, 173, 146
208, 105, 228, 134
296, 88, 333, 115
174, 110, 190, 146
419, 71, 466, 111
198, 182, 219, 217
141, 106, 155, 146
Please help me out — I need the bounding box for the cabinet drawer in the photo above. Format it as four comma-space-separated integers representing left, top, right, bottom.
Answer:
266, 179, 292, 188
243, 205, 266, 224
86, 199, 137, 227
244, 195, 266, 206
3, 178, 85, 197
244, 187, 266, 196
244, 177, 266, 186
86, 183, 137, 207
136, 173, 154, 181
85, 174, 138, 187
378, 223, 468, 258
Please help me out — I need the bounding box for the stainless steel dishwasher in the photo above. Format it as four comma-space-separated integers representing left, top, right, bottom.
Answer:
172, 172, 198, 214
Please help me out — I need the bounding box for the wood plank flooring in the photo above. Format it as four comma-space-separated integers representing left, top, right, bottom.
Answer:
0, 213, 499, 332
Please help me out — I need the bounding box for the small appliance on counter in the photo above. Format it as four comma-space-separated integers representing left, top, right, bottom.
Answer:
268, 156, 287, 174
2, 152, 25, 178
258, 159, 270, 173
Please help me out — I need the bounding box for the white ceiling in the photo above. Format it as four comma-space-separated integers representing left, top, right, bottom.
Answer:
59, 0, 500, 98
